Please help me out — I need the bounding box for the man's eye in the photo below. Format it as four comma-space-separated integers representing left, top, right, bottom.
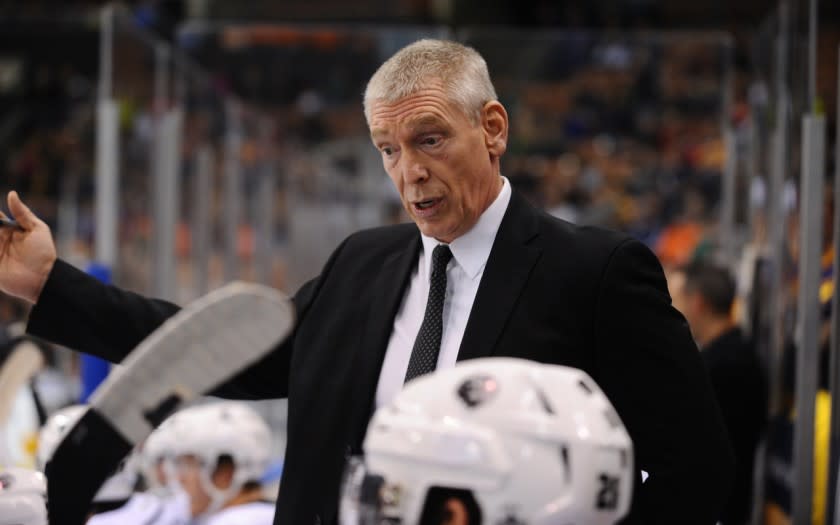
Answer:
381, 147, 393, 156
421, 136, 440, 146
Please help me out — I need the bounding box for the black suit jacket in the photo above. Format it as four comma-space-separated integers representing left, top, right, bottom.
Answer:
28, 191, 734, 524
701, 328, 767, 524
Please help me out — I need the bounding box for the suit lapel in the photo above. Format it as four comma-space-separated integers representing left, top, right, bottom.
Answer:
457, 192, 542, 362
349, 232, 420, 448
362, 239, 420, 361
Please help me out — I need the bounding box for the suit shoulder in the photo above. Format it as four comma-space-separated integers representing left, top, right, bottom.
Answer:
535, 211, 639, 262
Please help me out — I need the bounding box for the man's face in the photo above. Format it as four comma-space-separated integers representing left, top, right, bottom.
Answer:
368, 84, 507, 242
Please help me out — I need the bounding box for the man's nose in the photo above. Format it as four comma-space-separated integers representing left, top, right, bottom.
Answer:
400, 149, 429, 184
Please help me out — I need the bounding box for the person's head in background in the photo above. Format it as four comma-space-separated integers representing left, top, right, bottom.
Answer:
171, 402, 271, 517
364, 39, 508, 244
340, 358, 633, 525
669, 262, 736, 348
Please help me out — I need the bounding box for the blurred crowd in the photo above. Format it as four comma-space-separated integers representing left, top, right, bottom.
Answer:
1, 23, 746, 292
182, 27, 741, 273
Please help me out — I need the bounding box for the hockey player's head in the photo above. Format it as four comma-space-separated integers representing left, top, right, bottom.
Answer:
0, 467, 47, 525
340, 358, 634, 525
170, 401, 272, 517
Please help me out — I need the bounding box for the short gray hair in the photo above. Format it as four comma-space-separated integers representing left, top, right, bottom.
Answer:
363, 39, 498, 125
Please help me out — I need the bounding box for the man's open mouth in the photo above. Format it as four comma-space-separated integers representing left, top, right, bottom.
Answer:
415, 198, 440, 210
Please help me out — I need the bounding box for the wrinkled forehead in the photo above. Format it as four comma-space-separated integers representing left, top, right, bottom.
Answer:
367, 90, 468, 139
369, 113, 453, 142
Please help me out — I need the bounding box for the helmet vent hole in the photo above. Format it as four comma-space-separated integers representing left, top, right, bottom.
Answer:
559, 446, 571, 482
535, 388, 555, 414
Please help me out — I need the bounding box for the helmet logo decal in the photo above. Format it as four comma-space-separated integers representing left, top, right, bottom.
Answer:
457, 375, 498, 408
535, 387, 555, 414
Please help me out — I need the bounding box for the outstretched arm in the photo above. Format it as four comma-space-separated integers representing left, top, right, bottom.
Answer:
27, 259, 180, 363
0, 190, 176, 362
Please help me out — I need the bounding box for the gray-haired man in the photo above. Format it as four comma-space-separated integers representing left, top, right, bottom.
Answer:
0, 39, 733, 524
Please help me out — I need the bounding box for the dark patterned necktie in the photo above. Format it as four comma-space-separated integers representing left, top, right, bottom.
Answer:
404, 244, 453, 383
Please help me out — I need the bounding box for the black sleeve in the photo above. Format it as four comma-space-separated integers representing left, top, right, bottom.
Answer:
27, 259, 180, 363
205, 274, 319, 400
27, 233, 350, 401
208, 234, 352, 400
592, 239, 735, 525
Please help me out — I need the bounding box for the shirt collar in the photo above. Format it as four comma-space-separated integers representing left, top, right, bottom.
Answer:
420, 176, 511, 280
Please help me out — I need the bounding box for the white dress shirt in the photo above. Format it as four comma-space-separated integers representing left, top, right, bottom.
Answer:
374, 177, 512, 408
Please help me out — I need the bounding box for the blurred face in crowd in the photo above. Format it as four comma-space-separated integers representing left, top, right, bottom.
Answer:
368, 83, 508, 243
667, 269, 700, 330
667, 269, 687, 313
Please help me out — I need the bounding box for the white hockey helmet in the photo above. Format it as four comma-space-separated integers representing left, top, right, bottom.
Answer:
340, 358, 634, 525
0, 467, 47, 525
140, 411, 183, 494
170, 401, 272, 512
35, 404, 86, 471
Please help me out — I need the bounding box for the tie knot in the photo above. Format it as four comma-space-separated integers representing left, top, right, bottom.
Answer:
431, 244, 453, 276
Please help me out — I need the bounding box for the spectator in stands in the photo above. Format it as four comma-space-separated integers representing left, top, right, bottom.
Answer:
670, 262, 767, 525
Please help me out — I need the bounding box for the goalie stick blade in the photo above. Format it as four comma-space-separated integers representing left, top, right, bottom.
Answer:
45, 408, 133, 525
89, 281, 295, 446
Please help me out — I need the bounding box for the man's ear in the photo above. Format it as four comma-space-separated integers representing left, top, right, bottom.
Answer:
443, 497, 469, 525
481, 101, 508, 159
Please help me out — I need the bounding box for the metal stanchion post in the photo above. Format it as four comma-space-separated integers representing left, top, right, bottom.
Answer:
151, 44, 182, 301
792, 114, 826, 525
766, 6, 790, 423
255, 118, 276, 286
825, 44, 840, 525
721, 127, 738, 266
95, 5, 119, 269
223, 100, 243, 282
192, 145, 213, 296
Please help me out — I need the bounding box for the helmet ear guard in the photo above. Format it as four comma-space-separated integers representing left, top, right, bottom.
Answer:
341, 358, 634, 525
